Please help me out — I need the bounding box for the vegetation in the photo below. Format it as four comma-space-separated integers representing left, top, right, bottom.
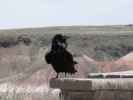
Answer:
0, 25, 132, 99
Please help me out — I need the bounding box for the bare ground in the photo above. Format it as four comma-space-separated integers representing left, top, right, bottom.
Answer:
0, 25, 133, 99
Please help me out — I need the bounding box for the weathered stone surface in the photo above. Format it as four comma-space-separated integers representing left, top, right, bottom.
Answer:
121, 75, 133, 78
50, 78, 92, 91
88, 74, 104, 78
105, 74, 121, 78
93, 91, 133, 100
50, 78, 133, 100
88, 71, 133, 78
92, 79, 133, 90
50, 78, 133, 90
93, 91, 117, 100
67, 91, 94, 100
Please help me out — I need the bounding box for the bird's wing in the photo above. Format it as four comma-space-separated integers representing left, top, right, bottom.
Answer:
65, 50, 77, 64
45, 51, 53, 64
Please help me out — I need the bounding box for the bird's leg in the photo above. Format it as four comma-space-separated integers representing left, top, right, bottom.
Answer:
71, 73, 74, 78
56, 73, 59, 78
65, 73, 67, 77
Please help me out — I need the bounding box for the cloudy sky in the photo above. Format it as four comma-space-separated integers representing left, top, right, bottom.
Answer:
0, 0, 133, 29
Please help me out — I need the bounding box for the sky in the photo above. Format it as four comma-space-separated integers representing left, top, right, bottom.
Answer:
0, 0, 133, 29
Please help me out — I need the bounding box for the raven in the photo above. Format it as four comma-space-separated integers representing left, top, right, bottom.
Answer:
45, 34, 77, 78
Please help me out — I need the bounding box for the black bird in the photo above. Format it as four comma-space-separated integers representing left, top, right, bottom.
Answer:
45, 34, 77, 78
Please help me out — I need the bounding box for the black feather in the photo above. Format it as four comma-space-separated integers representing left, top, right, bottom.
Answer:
45, 34, 77, 78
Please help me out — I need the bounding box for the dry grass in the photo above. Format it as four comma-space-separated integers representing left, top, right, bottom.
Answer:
0, 25, 132, 99
0, 43, 59, 100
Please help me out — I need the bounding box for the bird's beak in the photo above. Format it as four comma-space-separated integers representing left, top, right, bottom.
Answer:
64, 35, 70, 39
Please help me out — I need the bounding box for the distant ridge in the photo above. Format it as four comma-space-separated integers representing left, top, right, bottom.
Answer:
0, 25, 133, 35
0, 24, 132, 30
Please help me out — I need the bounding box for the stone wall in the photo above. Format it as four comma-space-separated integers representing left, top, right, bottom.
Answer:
50, 78, 133, 100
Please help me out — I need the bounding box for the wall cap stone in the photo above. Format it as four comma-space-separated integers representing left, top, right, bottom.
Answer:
50, 78, 133, 91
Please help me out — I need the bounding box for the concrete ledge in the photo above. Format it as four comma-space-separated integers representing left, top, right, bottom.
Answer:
50, 78, 92, 91
92, 78, 133, 90
50, 78, 133, 90
50, 78, 133, 100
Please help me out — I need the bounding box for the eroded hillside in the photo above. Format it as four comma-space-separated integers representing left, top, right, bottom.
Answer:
0, 25, 133, 100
